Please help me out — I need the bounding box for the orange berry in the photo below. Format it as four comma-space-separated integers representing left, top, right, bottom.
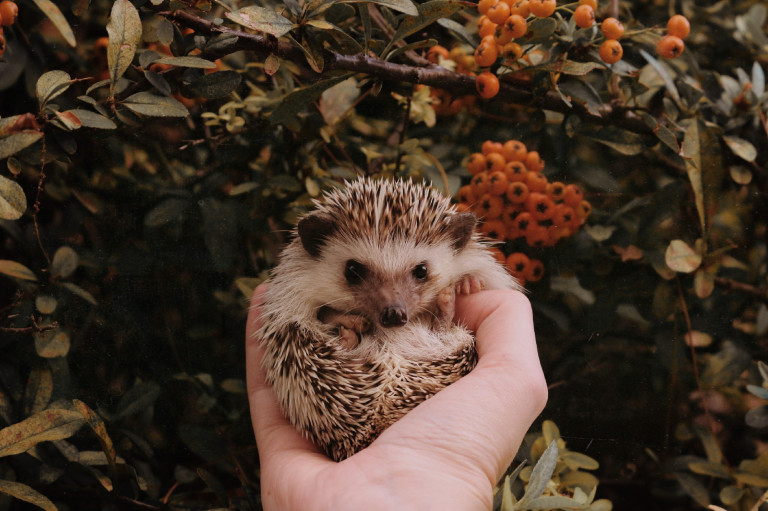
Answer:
506, 181, 530, 204
546, 181, 566, 202
525, 225, 550, 247
455, 202, 473, 213
496, 26, 515, 46
488, 171, 509, 195
478, 0, 496, 15
476, 71, 500, 99
552, 204, 577, 228
482, 219, 508, 240
501, 42, 524, 63
513, 211, 534, 233
474, 41, 499, 67
467, 152, 487, 175
506, 252, 531, 280
667, 14, 690, 39
502, 205, 522, 229
526, 192, 556, 221
95, 36, 109, 56
487, 1, 511, 24
458, 184, 478, 205
502, 139, 527, 162
504, 161, 528, 182
502, 14, 528, 39
573, 4, 595, 28
656, 35, 685, 59
525, 259, 545, 282
579, 0, 597, 9
563, 184, 584, 207
525, 150, 545, 172
599, 39, 623, 64
476, 193, 505, 219
509, 0, 530, 17
471, 171, 491, 195
601, 17, 624, 39
525, 170, 549, 193
0, 31, 5, 59
528, 0, 556, 17
485, 152, 507, 173
427, 45, 450, 64
478, 17, 498, 38
482, 140, 504, 155
576, 199, 592, 219
0, 1, 17, 26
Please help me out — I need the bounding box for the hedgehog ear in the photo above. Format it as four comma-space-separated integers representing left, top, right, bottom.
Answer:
448, 212, 477, 250
298, 212, 337, 258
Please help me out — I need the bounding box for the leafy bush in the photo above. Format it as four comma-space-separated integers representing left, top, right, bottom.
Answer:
0, 0, 767, 509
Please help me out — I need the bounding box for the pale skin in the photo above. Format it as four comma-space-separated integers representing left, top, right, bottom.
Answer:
246, 284, 548, 511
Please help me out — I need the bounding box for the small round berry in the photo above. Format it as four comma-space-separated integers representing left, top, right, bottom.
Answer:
525, 171, 549, 193
474, 41, 499, 67
458, 184, 478, 205
579, 0, 597, 10
466, 152, 487, 175
667, 14, 690, 39
502, 14, 528, 39
526, 192, 556, 221
478, 17, 498, 38
502, 139, 528, 162
482, 219, 508, 240
482, 140, 504, 155
506, 181, 530, 204
488, 171, 509, 195
525, 258, 545, 282
546, 181, 566, 202
0, 1, 17, 26
506, 252, 531, 279
528, 0, 556, 17
476, 71, 501, 99
524, 150, 545, 172
563, 184, 584, 207
427, 45, 450, 64
487, 1, 511, 24
573, 4, 595, 28
504, 161, 528, 182
476, 193, 505, 219
576, 199, 592, 219
599, 39, 623, 64
601, 17, 624, 39
553, 204, 577, 228
656, 35, 685, 59
525, 225, 550, 247
478, 0, 496, 15
501, 42, 524, 63
471, 171, 491, 195
509, 0, 530, 17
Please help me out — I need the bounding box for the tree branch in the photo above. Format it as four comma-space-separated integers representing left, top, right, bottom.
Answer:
714, 276, 768, 305
165, 9, 653, 134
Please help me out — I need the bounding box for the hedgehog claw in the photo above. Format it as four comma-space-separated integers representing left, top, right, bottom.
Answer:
455, 275, 485, 295
434, 285, 457, 330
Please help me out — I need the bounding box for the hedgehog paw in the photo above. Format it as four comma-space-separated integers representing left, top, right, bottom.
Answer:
337, 326, 361, 350
434, 285, 457, 330
455, 275, 485, 295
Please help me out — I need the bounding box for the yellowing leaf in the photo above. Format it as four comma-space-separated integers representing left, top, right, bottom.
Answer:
50, 245, 79, 278
0, 174, 27, 220
36, 70, 73, 107
107, 0, 142, 89
35, 329, 71, 358
665, 240, 702, 273
225, 6, 294, 37
30, 0, 76, 47
0, 407, 85, 457
0, 259, 37, 281
0, 480, 57, 511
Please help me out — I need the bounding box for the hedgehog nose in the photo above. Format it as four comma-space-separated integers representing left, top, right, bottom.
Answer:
380, 306, 407, 328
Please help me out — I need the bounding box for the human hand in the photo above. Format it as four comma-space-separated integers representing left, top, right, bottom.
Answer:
246, 284, 547, 511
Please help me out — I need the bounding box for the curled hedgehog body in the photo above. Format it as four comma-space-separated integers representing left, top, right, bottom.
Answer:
259, 178, 520, 461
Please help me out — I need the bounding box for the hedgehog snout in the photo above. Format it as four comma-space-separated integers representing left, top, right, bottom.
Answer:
380, 305, 408, 328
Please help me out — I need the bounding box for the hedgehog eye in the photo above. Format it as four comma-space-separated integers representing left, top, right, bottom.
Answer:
344, 260, 367, 285
412, 262, 428, 281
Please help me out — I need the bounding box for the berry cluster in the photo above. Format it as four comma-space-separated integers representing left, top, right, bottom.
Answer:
426, 45, 478, 115
0, 0, 19, 59
656, 14, 689, 59
455, 139, 591, 285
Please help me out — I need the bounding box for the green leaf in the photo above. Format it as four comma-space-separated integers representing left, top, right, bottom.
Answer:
0, 407, 85, 457
225, 6, 295, 37
385, 1, 467, 54
153, 56, 218, 69
0, 115, 44, 159
50, 245, 78, 278
562, 451, 600, 471
639, 49, 680, 103
524, 495, 588, 509
35, 329, 71, 358
0, 173, 27, 220
519, 440, 558, 506
0, 480, 57, 511
665, 240, 701, 273
30, 0, 76, 47
123, 92, 189, 117
270, 74, 353, 127
36, 70, 73, 107
35, 295, 58, 315
106, 0, 143, 88
674, 472, 710, 507
341, 0, 418, 15
0, 259, 37, 281
437, 18, 477, 46
187, 71, 242, 99
720, 485, 746, 506
723, 135, 757, 162
638, 112, 679, 152
688, 461, 731, 479
66, 109, 117, 130
113, 381, 162, 420
682, 119, 724, 237
583, 126, 648, 155
521, 17, 557, 44
61, 282, 98, 305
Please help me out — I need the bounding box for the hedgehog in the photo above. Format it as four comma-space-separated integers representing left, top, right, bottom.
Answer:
258, 178, 520, 461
